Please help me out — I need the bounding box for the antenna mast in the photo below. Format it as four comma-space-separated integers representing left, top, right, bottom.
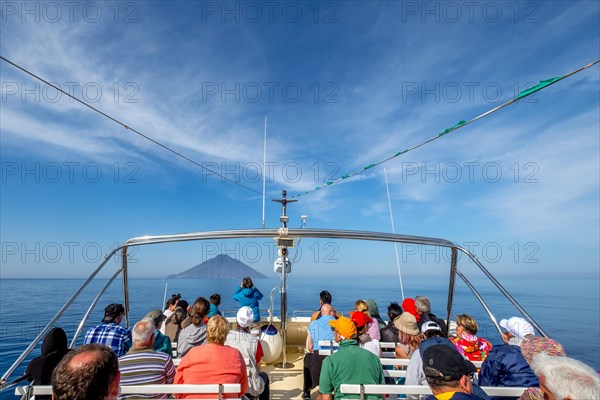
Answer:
262, 117, 267, 228
272, 190, 297, 368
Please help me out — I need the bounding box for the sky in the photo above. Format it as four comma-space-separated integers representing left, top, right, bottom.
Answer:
0, 0, 599, 281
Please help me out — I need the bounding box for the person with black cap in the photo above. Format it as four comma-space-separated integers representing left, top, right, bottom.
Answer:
422, 344, 485, 400
83, 303, 132, 357
406, 321, 454, 400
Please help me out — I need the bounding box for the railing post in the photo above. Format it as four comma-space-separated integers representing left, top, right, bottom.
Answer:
445, 248, 458, 335
0, 248, 120, 386
456, 246, 549, 337
455, 270, 503, 337
121, 247, 130, 329
70, 269, 122, 348
24, 385, 33, 400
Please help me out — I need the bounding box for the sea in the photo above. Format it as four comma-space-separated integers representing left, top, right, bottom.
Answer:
0, 276, 598, 398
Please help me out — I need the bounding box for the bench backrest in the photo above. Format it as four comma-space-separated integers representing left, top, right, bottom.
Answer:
15, 383, 242, 400
317, 340, 340, 355
339, 384, 527, 399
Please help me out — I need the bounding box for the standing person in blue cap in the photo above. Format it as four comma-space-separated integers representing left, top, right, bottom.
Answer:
233, 277, 263, 323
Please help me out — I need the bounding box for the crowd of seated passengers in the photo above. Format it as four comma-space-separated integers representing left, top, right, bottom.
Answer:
24, 281, 270, 400
23, 291, 600, 400
303, 293, 599, 400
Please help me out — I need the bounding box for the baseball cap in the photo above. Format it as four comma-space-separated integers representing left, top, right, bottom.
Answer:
102, 303, 125, 322
237, 306, 254, 328
350, 311, 371, 328
421, 321, 442, 334
423, 344, 477, 382
500, 317, 535, 339
145, 309, 167, 326
329, 316, 357, 340
394, 312, 419, 336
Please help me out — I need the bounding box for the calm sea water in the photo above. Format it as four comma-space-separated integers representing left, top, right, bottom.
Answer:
0, 276, 598, 398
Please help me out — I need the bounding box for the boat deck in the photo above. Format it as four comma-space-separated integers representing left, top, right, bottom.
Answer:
263, 349, 307, 400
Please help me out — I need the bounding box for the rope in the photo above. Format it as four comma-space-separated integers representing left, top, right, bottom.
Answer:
384, 167, 405, 301
290, 60, 599, 198
0, 55, 272, 199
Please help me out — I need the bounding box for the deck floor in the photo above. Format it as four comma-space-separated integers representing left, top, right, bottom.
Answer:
262, 349, 315, 400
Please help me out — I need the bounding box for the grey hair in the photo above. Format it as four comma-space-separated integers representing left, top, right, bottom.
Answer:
132, 318, 155, 344
415, 296, 431, 313
530, 353, 600, 400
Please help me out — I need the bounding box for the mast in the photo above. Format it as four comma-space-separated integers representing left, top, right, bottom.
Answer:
262, 117, 267, 228
272, 190, 296, 368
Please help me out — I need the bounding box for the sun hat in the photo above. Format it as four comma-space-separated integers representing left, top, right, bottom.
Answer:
145, 309, 167, 326
423, 344, 477, 382
237, 306, 254, 328
350, 311, 372, 328
394, 312, 419, 335
421, 321, 442, 334
102, 303, 125, 323
500, 317, 535, 339
329, 316, 357, 340
521, 337, 566, 364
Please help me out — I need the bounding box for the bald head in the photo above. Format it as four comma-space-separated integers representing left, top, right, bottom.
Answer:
321, 304, 335, 317
52, 343, 119, 400
68, 350, 101, 369
132, 318, 155, 347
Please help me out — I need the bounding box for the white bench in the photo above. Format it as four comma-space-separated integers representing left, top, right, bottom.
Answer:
317, 340, 340, 355
379, 342, 398, 358
315, 342, 483, 369
382, 370, 407, 378
379, 358, 483, 369
15, 383, 242, 400
340, 384, 527, 399
172, 341, 178, 358
378, 343, 484, 368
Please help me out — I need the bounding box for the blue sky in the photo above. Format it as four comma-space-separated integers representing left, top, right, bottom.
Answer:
0, 1, 598, 280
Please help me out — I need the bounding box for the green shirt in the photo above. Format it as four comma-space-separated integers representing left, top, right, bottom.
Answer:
319, 339, 384, 399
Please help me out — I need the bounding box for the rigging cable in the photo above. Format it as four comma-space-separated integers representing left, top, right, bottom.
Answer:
384, 167, 405, 301
0, 55, 273, 199
289, 60, 600, 198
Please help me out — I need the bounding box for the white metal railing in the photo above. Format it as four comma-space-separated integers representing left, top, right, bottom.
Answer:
1, 227, 548, 388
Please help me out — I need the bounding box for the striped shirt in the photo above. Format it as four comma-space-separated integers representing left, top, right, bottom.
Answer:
84, 322, 132, 357
118, 346, 176, 399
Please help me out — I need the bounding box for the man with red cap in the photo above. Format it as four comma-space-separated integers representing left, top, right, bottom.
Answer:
319, 316, 384, 399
